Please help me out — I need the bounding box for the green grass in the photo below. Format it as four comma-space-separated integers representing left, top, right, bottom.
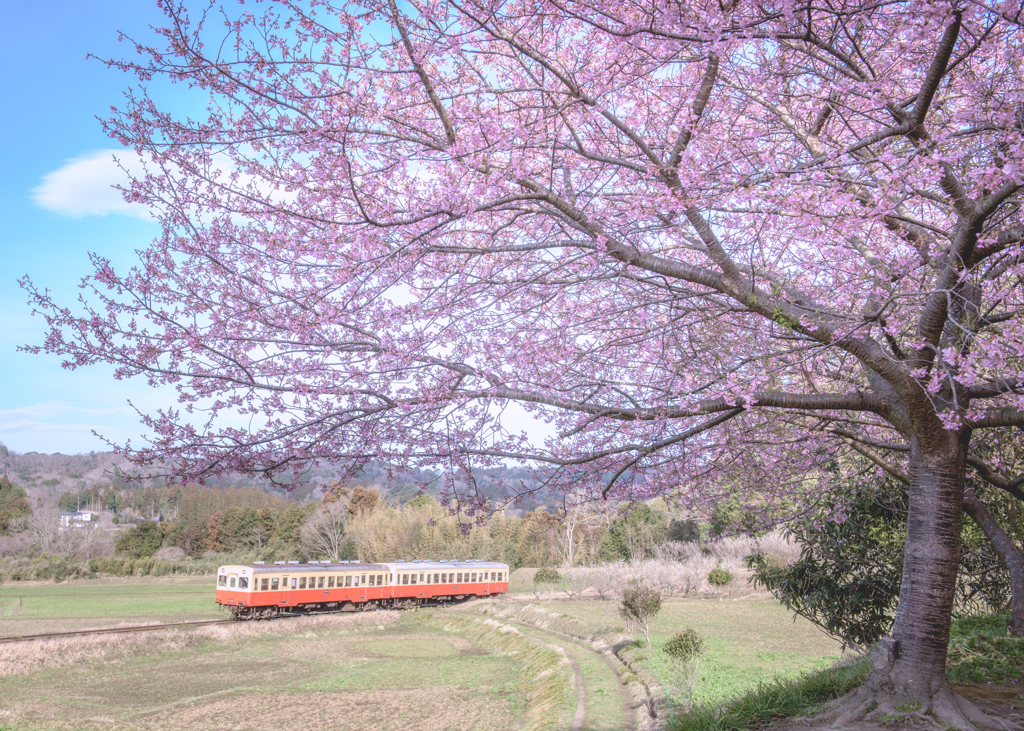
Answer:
666, 658, 871, 731
552, 598, 844, 706
947, 611, 1024, 684
0, 576, 223, 638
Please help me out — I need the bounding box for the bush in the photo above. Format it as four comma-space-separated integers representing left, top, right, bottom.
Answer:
533, 566, 561, 600
708, 567, 732, 587
620, 582, 661, 648
664, 628, 706, 709
534, 567, 561, 585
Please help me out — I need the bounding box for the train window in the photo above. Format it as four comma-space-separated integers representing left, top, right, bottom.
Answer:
361, 574, 367, 585
420, 573, 425, 583
272, 578, 279, 590
291, 578, 297, 589
411, 574, 417, 585
402, 574, 409, 585
368, 575, 375, 587
432, 573, 437, 584
318, 577, 325, 588
239, 577, 249, 589
353, 576, 360, 587
218, 575, 226, 587
229, 577, 237, 588
328, 576, 335, 588
471, 573, 477, 582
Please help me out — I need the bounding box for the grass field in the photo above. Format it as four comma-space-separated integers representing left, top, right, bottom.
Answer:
0, 612, 528, 731
0, 576, 847, 730
548, 597, 845, 707
0, 576, 221, 636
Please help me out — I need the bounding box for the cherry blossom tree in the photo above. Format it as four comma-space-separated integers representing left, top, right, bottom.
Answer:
21, 0, 1024, 726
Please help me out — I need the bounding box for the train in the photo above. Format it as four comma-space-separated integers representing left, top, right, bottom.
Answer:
215, 559, 510, 618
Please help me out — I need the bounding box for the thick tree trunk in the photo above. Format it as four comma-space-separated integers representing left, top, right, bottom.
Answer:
963, 488, 1024, 636
836, 437, 1008, 730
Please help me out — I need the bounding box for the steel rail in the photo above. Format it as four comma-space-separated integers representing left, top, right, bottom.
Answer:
0, 595, 482, 644
0, 619, 237, 644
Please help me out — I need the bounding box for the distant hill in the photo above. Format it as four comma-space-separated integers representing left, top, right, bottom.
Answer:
0, 443, 555, 512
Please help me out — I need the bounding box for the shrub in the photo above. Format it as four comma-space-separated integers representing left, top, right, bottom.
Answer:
620, 582, 661, 648
534, 566, 561, 600
534, 567, 561, 585
708, 567, 732, 590
664, 628, 706, 709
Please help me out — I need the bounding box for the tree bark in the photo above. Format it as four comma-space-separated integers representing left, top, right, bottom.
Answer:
836, 437, 1007, 729
963, 488, 1024, 636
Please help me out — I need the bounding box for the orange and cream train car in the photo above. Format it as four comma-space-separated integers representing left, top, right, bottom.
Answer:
215, 559, 510, 618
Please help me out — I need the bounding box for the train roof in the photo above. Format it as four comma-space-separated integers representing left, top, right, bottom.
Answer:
219, 559, 508, 574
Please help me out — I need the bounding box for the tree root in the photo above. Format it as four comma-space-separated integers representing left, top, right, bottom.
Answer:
832, 684, 1020, 731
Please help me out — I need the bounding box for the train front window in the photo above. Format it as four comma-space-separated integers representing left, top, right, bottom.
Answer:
218, 575, 226, 587
239, 577, 249, 589
229, 577, 237, 588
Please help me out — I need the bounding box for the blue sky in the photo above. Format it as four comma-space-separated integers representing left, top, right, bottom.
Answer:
1, 0, 178, 455
0, 0, 545, 459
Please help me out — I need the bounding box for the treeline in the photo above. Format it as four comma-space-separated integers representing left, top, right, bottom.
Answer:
0, 475, 31, 535
109, 487, 700, 571
1, 441, 559, 513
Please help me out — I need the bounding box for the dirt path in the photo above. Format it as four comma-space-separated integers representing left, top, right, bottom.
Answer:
484, 613, 637, 731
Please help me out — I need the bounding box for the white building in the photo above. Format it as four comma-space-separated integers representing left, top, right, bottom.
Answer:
59, 511, 98, 529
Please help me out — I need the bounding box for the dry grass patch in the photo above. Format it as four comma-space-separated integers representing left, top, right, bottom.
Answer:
0, 612, 402, 676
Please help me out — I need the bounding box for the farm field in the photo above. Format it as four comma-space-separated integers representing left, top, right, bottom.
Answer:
0, 575, 850, 731
0, 612, 530, 731
0, 576, 220, 636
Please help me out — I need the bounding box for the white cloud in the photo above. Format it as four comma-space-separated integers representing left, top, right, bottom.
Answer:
0, 402, 138, 454
30, 149, 153, 220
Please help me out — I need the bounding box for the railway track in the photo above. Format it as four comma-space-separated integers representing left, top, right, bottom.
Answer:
0, 600, 462, 644
0, 619, 238, 644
